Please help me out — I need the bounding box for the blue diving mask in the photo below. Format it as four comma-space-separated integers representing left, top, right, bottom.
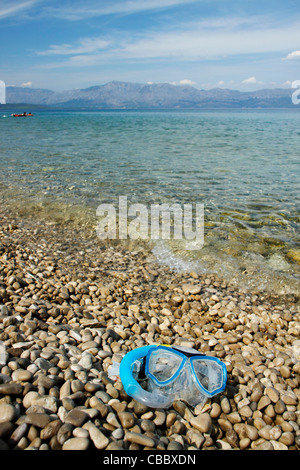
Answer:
119, 345, 227, 409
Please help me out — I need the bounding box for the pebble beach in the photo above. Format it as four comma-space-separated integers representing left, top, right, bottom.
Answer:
0, 207, 299, 451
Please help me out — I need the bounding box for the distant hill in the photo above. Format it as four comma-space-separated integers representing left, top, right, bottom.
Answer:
5, 81, 297, 109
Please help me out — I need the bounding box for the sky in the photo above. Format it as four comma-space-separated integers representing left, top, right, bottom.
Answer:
0, 0, 300, 91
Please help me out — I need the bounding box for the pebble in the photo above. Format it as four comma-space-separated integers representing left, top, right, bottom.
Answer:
32, 396, 58, 413
73, 427, 89, 439
9, 423, 28, 446
23, 391, 40, 409
118, 411, 135, 429
57, 423, 73, 445
0, 305, 9, 317
40, 420, 62, 440
83, 421, 109, 449
125, 431, 156, 448
62, 437, 90, 450
225, 429, 239, 447
279, 432, 295, 446
190, 413, 212, 433
0, 383, 23, 395
25, 413, 51, 428
0, 404, 17, 424
265, 387, 280, 403
106, 411, 121, 428
65, 409, 88, 427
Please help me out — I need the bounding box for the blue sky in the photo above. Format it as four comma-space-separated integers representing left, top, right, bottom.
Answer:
0, 0, 300, 91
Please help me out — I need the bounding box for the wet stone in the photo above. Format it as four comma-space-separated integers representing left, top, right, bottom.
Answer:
274, 400, 286, 414
253, 441, 274, 450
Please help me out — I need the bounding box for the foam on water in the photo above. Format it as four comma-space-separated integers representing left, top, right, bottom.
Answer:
151, 239, 300, 296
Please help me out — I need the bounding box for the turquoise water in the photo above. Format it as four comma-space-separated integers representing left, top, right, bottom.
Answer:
0, 110, 299, 294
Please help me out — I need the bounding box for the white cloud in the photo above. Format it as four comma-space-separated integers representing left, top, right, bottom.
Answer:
109, 18, 300, 61
45, 0, 200, 21
21, 81, 33, 87
285, 50, 300, 60
0, 0, 38, 19
169, 79, 196, 86
179, 79, 196, 86
242, 76, 257, 84
37, 37, 111, 56
37, 15, 300, 73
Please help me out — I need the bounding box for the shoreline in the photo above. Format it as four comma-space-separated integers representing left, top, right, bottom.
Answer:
1, 188, 299, 298
0, 207, 299, 450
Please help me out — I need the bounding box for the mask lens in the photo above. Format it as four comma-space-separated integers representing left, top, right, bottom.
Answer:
192, 358, 224, 394
147, 349, 184, 384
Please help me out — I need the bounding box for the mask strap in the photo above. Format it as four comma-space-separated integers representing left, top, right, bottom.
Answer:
119, 345, 172, 409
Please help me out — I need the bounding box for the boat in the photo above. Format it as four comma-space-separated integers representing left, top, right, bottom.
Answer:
12, 112, 33, 117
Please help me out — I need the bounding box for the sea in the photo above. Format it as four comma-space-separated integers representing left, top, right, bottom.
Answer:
0, 109, 299, 296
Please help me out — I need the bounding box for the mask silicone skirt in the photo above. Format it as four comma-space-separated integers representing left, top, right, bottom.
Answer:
117, 345, 227, 409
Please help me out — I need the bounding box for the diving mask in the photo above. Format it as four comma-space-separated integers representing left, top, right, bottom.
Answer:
119, 345, 227, 409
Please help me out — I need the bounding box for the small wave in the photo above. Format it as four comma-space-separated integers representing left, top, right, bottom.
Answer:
151, 239, 300, 296
152, 240, 201, 274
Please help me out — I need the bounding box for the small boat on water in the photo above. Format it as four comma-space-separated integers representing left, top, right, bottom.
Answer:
12, 112, 33, 117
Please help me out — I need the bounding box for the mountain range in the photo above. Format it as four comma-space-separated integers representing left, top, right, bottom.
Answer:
5, 81, 297, 109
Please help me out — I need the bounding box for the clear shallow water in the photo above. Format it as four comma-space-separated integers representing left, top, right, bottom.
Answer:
0, 110, 299, 294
